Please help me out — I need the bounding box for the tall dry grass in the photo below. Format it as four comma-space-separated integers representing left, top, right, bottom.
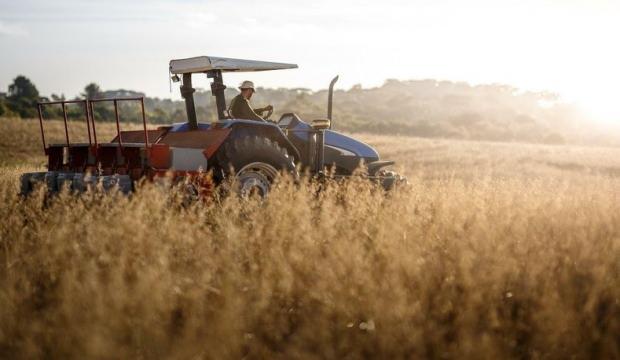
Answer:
0, 166, 618, 358
1, 118, 619, 358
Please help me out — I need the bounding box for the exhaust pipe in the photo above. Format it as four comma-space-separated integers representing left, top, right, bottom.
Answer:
327, 75, 339, 129
311, 75, 339, 174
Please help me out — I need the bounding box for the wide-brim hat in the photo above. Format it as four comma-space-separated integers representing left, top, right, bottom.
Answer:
239, 80, 255, 91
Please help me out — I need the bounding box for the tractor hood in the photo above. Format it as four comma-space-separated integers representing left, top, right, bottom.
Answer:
281, 114, 379, 173
323, 130, 379, 159
284, 116, 378, 160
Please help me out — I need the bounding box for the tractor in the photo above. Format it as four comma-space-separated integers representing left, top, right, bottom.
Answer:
20, 56, 405, 197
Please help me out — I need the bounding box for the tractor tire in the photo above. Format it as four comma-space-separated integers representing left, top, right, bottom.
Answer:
216, 135, 296, 197
376, 169, 408, 190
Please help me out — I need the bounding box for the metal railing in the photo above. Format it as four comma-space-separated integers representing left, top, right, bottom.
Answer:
36, 99, 92, 154
88, 97, 149, 157
36, 97, 150, 159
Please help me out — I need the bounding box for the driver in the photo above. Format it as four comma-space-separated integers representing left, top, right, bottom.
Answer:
228, 80, 273, 121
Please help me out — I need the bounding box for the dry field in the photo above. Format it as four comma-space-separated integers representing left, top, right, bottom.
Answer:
0, 118, 619, 358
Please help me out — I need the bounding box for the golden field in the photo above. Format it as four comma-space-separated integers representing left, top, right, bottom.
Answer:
0, 118, 619, 358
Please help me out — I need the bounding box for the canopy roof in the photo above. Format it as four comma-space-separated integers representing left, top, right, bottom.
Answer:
169, 56, 298, 74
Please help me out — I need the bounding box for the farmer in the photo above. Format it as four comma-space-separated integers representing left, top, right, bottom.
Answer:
228, 80, 273, 121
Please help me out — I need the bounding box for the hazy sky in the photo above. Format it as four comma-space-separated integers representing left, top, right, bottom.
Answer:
1, 0, 619, 121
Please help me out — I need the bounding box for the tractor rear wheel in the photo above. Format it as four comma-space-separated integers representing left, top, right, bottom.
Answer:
217, 136, 296, 197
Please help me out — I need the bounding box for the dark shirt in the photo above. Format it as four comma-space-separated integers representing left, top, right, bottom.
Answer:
228, 94, 264, 121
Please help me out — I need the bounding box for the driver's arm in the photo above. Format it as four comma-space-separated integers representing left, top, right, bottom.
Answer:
253, 105, 273, 114
235, 98, 265, 121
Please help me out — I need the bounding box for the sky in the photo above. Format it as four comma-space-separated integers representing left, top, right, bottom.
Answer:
1, 0, 619, 122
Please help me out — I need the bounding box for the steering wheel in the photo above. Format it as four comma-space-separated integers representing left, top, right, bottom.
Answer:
262, 107, 274, 121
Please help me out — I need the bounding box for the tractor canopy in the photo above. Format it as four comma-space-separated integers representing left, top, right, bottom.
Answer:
170, 56, 298, 127
169, 56, 298, 74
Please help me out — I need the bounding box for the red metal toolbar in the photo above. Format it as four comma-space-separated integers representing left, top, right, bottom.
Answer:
88, 97, 150, 157
37, 97, 150, 159
37, 99, 92, 154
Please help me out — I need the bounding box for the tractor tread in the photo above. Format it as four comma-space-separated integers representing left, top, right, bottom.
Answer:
217, 135, 296, 175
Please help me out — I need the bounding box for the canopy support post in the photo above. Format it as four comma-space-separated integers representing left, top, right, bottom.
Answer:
208, 70, 227, 121
181, 73, 198, 130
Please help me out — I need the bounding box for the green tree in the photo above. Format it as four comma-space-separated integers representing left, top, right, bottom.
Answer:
149, 107, 168, 123
82, 83, 103, 99
8, 75, 39, 99
7, 75, 39, 118
51, 93, 66, 101
0, 99, 10, 117
82, 83, 115, 121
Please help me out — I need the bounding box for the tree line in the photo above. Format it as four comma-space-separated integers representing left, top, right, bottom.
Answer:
0, 75, 607, 145
0, 76, 151, 123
